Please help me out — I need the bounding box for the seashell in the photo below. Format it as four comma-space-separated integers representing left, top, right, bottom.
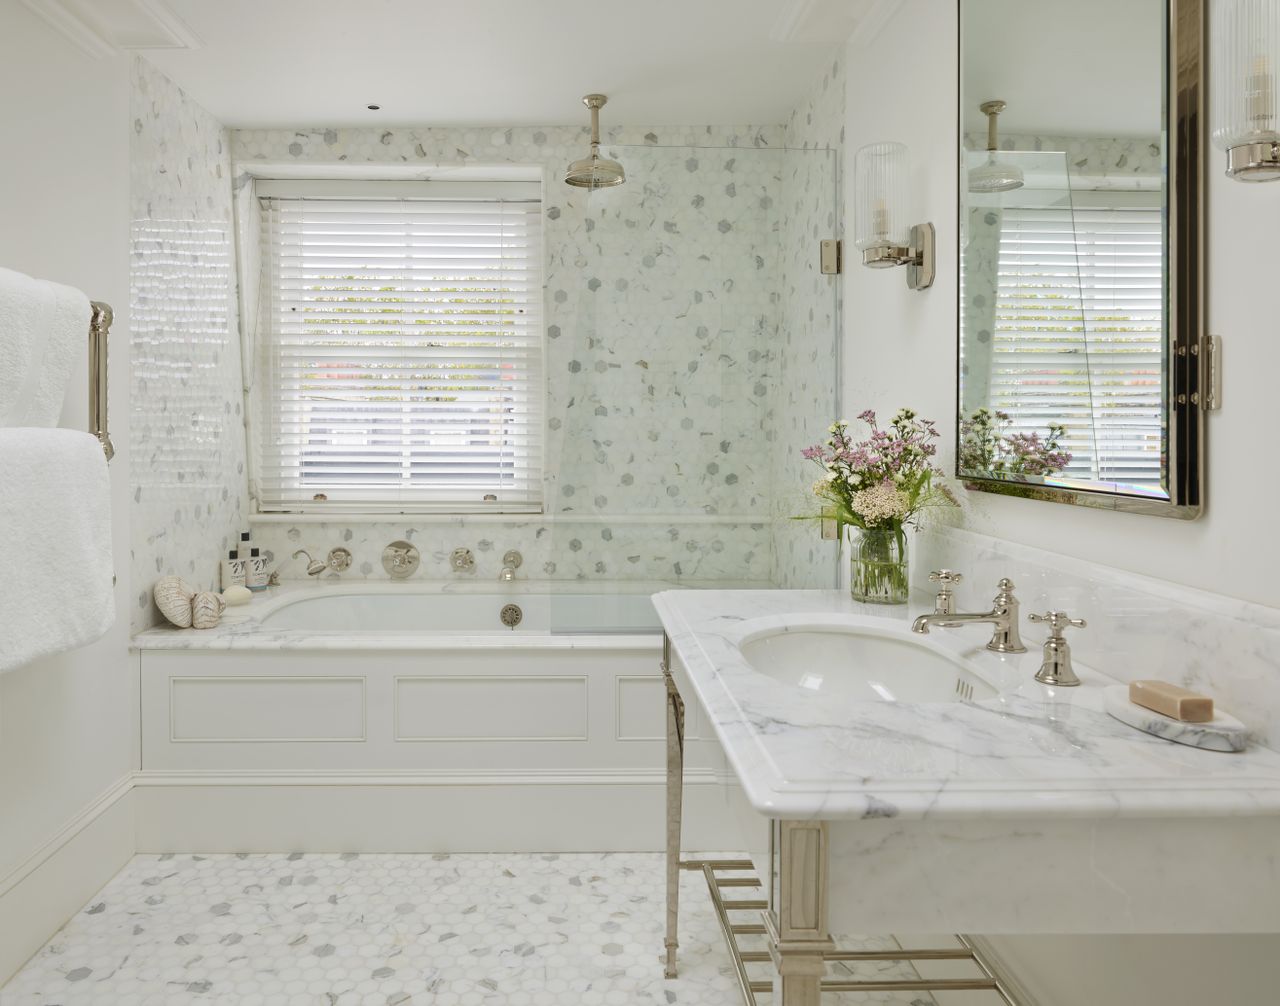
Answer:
222, 584, 252, 606
153, 576, 195, 628
191, 591, 226, 630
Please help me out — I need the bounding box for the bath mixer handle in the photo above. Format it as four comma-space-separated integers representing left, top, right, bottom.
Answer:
928, 569, 963, 615
1029, 610, 1086, 687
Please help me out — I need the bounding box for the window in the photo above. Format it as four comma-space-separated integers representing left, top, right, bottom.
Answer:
253, 179, 543, 513
989, 191, 1165, 490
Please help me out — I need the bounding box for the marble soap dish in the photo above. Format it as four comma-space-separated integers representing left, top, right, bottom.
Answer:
1104, 686, 1248, 753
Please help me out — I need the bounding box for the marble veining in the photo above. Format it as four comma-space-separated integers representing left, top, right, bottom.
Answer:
130, 58, 250, 631
655, 586, 1280, 821
0, 853, 955, 1006
916, 525, 1280, 748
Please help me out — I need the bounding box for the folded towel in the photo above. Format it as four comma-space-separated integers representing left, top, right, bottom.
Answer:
0, 429, 114, 674
0, 266, 90, 427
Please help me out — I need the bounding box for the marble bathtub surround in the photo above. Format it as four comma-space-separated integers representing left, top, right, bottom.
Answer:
132, 578, 681, 650
130, 58, 250, 631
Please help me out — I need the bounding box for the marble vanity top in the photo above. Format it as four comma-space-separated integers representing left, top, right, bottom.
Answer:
654, 589, 1280, 822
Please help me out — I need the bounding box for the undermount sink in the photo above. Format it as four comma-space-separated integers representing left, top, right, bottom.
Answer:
738, 623, 998, 703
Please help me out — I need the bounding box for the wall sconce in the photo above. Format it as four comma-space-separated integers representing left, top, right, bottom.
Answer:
1213, 0, 1280, 181
854, 141, 935, 290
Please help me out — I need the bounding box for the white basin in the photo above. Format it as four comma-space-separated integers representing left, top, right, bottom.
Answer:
738, 624, 997, 703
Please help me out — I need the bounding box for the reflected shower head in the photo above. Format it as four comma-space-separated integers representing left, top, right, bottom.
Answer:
565, 94, 626, 189
969, 99, 1024, 194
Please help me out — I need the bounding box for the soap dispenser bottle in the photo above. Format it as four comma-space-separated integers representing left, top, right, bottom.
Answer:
221, 550, 246, 590
246, 547, 269, 592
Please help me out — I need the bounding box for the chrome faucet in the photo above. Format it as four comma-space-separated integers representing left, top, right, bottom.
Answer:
928, 569, 963, 615
1028, 610, 1087, 686
911, 577, 1028, 653
499, 549, 523, 582
292, 548, 352, 577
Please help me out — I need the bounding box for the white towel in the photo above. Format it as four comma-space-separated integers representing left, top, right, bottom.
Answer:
0, 429, 114, 674
0, 266, 90, 427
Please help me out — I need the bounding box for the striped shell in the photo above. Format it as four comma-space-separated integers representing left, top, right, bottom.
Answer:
153, 576, 195, 628
192, 591, 226, 630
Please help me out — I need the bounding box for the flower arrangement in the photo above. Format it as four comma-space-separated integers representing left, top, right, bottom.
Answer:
958, 408, 1072, 479
801, 408, 958, 603
802, 408, 957, 532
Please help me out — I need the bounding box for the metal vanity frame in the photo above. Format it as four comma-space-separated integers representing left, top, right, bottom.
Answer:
660, 635, 1019, 1005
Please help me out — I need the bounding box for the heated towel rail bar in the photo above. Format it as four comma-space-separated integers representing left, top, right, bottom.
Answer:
89, 300, 113, 461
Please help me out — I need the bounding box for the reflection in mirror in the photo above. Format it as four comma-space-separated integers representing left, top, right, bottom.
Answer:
959, 0, 1174, 502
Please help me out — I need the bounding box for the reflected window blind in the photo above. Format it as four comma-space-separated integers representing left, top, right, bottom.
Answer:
256, 182, 543, 513
991, 193, 1164, 488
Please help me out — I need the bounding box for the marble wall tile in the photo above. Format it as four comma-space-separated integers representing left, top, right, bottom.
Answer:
771, 55, 845, 588
250, 517, 769, 584
231, 119, 836, 586
130, 58, 249, 630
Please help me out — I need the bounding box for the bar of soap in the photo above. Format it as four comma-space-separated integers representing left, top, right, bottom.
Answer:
1129, 680, 1214, 723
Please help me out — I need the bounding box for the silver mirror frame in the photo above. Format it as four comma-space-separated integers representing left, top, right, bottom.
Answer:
956, 0, 1207, 520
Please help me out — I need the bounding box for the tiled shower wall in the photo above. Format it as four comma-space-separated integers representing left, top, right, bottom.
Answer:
771, 55, 845, 588
129, 58, 249, 629
231, 111, 840, 585
124, 58, 843, 599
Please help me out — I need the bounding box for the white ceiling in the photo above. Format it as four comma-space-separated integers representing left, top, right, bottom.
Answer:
962, 0, 1164, 138
134, 0, 873, 129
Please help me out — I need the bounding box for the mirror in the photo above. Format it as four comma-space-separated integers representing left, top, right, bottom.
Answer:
957, 0, 1207, 518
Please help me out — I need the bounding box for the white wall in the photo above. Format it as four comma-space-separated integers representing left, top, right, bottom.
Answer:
0, 0, 136, 982
842, 0, 1280, 610
840, 3, 1280, 1002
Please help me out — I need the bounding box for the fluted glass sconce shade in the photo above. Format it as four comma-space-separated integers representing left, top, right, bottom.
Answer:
1213, 0, 1280, 181
855, 142, 911, 253
853, 141, 934, 290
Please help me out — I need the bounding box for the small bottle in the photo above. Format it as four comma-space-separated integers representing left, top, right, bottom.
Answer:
235, 530, 252, 558
221, 550, 246, 590
246, 547, 269, 592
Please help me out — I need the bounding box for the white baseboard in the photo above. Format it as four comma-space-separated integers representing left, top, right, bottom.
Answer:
0, 776, 135, 985
0, 768, 733, 985
132, 768, 738, 854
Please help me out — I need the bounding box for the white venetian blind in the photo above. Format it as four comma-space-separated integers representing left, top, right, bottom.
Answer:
991, 191, 1165, 489
255, 180, 543, 513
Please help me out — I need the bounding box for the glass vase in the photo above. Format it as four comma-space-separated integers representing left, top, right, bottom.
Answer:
847, 526, 909, 604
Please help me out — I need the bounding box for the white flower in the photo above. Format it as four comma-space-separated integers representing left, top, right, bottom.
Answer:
849, 483, 910, 526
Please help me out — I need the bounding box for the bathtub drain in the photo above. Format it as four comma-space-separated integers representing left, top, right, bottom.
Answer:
500, 603, 523, 629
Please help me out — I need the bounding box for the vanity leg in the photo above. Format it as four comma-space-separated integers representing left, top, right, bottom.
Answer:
768, 820, 834, 1006
662, 636, 685, 979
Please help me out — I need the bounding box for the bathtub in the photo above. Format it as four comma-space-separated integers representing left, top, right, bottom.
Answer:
256, 583, 662, 635
131, 579, 735, 852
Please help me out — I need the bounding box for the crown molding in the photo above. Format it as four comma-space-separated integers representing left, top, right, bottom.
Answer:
17, 0, 202, 59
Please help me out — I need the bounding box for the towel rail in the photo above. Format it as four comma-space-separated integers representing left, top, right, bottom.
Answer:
88, 300, 113, 461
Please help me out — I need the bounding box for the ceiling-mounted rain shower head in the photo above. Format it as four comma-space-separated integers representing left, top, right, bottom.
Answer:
968, 99, 1025, 194
565, 93, 626, 189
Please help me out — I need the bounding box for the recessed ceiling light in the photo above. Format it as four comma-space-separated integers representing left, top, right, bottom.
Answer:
367, 104, 381, 111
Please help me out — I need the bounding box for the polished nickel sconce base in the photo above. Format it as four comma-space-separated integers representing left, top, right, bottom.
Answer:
860, 223, 935, 290
1226, 140, 1280, 181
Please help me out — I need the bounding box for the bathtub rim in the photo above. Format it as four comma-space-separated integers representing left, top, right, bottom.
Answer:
132, 577, 751, 651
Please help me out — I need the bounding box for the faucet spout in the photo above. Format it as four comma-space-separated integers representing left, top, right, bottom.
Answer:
910, 579, 1027, 653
